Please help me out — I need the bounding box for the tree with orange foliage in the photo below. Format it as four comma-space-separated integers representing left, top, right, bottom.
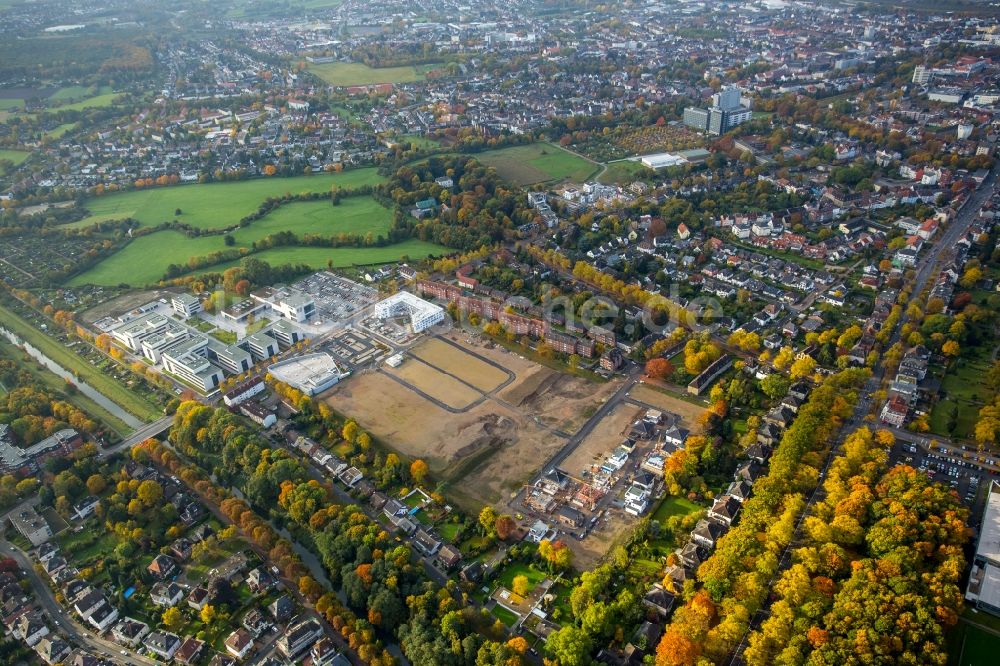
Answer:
645, 357, 675, 380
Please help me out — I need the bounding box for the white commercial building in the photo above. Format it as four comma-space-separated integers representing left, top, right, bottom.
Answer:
374, 292, 444, 333
639, 153, 688, 170
268, 353, 346, 396
967, 480, 1000, 616
170, 293, 202, 318
110, 313, 171, 351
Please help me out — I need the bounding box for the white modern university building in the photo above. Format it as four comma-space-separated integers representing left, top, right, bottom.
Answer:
374, 292, 444, 333
268, 352, 346, 396
967, 480, 1000, 616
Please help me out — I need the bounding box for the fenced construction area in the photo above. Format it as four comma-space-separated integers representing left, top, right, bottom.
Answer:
322, 333, 621, 511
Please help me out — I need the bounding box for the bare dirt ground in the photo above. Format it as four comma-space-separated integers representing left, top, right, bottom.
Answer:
387, 357, 482, 409
628, 383, 706, 428
409, 337, 509, 391
573, 508, 641, 570
322, 333, 623, 512
79, 289, 171, 323
561, 403, 644, 477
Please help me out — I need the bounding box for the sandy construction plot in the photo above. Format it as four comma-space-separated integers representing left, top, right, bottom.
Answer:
322, 333, 623, 511
410, 337, 511, 392
323, 370, 561, 511
387, 358, 482, 410
561, 403, 644, 477
629, 383, 705, 428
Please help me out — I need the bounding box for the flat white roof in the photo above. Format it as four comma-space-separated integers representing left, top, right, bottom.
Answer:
977, 481, 1000, 565
268, 352, 344, 394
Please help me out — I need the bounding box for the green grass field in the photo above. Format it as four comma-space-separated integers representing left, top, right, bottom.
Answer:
309, 62, 438, 86
491, 605, 519, 627
473, 143, 598, 185
54, 92, 121, 111
204, 239, 449, 275
0, 149, 30, 169
0, 302, 162, 421
232, 196, 392, 245
50, 85, 112, 101
67, 169, 384, 230
70, 235, 447, 286
399, 134, 441, 150
598, 160, 653, 185
44, 122, 76, 139
651, 496, 702, 524
948, 620, 1000, 666
497, 562, 547, 591
0, 98, 24, 111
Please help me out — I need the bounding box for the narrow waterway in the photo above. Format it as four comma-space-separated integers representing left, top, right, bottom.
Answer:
0, 327, 144, 430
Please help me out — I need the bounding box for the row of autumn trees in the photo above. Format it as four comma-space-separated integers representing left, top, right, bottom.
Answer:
742, 427, 968, 665
136, 435, 396, 665
165, 402, 530, 666
656, 368, 869, 666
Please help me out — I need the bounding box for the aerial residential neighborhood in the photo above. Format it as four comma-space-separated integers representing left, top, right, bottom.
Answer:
1, 0, 1000, 665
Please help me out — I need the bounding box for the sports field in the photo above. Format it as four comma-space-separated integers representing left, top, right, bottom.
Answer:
473, 143, 598, 185
66, 169, 384, 229
309, 62, 438, 86
69, 235, 446, 287
410, 337, 510, 392
948, 620, 999, 666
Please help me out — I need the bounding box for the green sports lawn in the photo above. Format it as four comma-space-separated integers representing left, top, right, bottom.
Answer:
309, 62, 438, 86
66, 169, 385, 230
70, 234, 447, 287
473, 143, 598, 185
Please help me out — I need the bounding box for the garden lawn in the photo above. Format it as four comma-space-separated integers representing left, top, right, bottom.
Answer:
66, 169, 384, 230
231, 196, 393, 245
491, 605, 520, 627
497, 562, 546, 591
437, 522, 462, 542
0, 302, 163, 421
309, 62, 438, 86
473, 143, 598, 185
651, 496, 702, 523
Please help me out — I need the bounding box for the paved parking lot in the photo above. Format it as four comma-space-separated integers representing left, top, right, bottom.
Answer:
890, 441, 988, 512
